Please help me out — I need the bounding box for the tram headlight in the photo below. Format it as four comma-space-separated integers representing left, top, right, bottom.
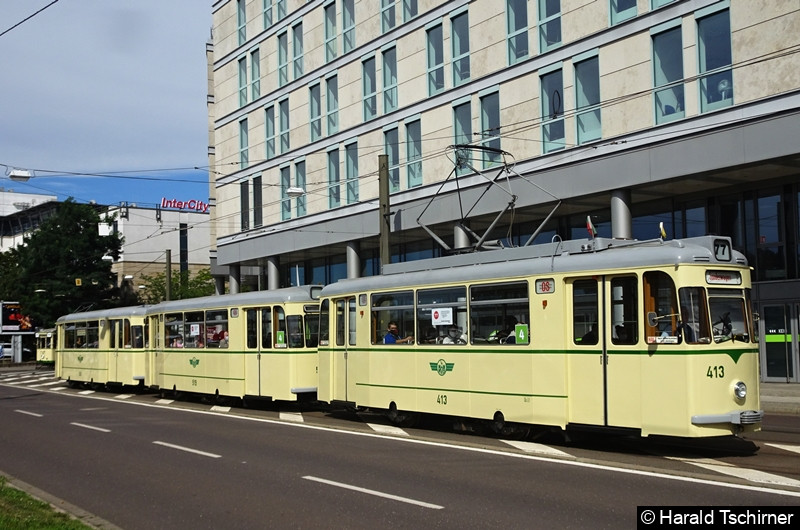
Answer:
734, 381, 747, 399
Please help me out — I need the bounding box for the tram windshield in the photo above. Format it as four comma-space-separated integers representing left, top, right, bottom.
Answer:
707, 288, 750, 343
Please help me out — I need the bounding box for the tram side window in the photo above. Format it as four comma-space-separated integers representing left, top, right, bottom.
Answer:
335, 300, 346, 346
678, 287, 710, 344
132, 324, 144, 348
471, 282, 530, 344
611, 277, 638, 345
417, 286, 468, 345
262, 307, 273, 349
573, 280, 598, 345
643, 271, 678, 341
110, 319, 119, 349
287, 315, 304, 347
85, 321, 99, 348
123, 319, 133, 348
305, 306, 321, 348
319, 299, 330, 346
206, 309, 228, 348
184, 311, 205, 348
166, 313, 184, 348
246, 309, 258, 348
64, 325, 75, 348
275, 307, 287, 347
371, 291, 415, 344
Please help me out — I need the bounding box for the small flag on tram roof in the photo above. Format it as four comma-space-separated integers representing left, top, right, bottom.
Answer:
659, 222, 667, 239
586, 216, 597, 238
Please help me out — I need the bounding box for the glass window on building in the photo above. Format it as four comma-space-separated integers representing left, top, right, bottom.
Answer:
326, 74, 339, 135
295, 160, 306, 217
384, 127, 400, 192
292, 21, 303, 79
278, 31, 288, 87
575, 54, 601, 143
381, 0, 396, 33
507, 0, 529, 65
310, 83, 322, 142
403, 0, 418, 21
240, 180, 250, 230
276, 0, 286, 20
345, 141, 359, 203
253, 175, 263, 227
362, 56, 377, 121
328, 148, 341, 209
453, 100, 472, 175
757, 191, 786, 281
652, 23, 684, 124
324, 2, 337, 62
263, 0, 273, 29
427, 23, 444, 96
451, 11, 470, 86
237, 0, 246, 45
343, 0, 356, 53
279, 98, 290, 153
251, 49, 260, 100
480, 91, 501, 168
538, 0, 561, 52
265, 105, 275, 160
383, 46, 398, 113
238, 56, 248, 107
239, 118, 249, 168
281, 165, 291, 221
697, 7, 732, 112
406, 120, 422, 188
610, 0, 637, 25
541, 67, 564, 153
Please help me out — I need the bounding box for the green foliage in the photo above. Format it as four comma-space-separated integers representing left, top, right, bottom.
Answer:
0, 477, 91, 529
0, 199, 123, 328
138, 268, 215, 304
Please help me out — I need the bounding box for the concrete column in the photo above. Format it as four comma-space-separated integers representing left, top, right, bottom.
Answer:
229, 264, 241, 294
214, 276, 225, 295
611, 189, 632, 240
267, 256, 280, 290
347, 241, 361, 279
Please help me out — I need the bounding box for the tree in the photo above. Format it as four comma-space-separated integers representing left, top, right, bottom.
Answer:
138, 268, 216, 304
8, 199, 123, 328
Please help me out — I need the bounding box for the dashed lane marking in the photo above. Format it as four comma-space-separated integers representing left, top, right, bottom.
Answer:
153, 441, 221, 459
115, 394, 134, 400
303, 476, 443, 509
78, 390, 95, 395
667, 457, 800, 488
155, 399, 174, 404
210, 405, 231, 412
280, 412, 304, 423
71, 422, 111, 433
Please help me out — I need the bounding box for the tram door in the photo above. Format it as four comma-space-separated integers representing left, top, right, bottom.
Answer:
761, 304, 799, 382
109, 319, 120, 383
244, 306, 274, 397
569, 278, 607, 426
331, 297, 357, 402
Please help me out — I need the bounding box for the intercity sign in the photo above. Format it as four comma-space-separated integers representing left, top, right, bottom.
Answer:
160, 197, 209, 213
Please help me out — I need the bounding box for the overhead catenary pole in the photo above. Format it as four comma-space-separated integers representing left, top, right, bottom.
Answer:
165, 249, 172, 301
378, 155, 390, 271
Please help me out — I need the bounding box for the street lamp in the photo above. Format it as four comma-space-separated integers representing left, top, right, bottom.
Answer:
286, 187, 305, 198
8, 169, 32, 182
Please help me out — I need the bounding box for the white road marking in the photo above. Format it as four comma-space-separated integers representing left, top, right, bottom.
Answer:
303, 476, 443, 509
115, 394, 133, 400
367, 423, 409, 436
210, 405, 231, 412
668, 457, 800, 488
50, 386, 66, 391
501, 440, 574, 458
33, 380, 64, 387
766, 443, 800, 456
155, 399, 174, 404
280, 412, 304, 423
71, 422, 111, 433
78, 390, 95, 395
15, 409, 42, 417
152, 441, 221, 459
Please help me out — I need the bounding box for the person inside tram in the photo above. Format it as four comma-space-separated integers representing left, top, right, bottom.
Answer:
218, 330, 229, 348
442, 325, 468, 344
679, 306, 697, 343
490, 316, 518, 344
172, 335, 184, 348
384, 321, 413, 344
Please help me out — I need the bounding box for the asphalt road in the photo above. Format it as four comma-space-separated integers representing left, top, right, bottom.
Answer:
1, 372, 799, 529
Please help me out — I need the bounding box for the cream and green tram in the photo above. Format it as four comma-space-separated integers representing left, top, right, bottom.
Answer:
147, 285, 321, 402
35, 328, 57, 366
318, 236, 762, 439
56, 306, 150, 388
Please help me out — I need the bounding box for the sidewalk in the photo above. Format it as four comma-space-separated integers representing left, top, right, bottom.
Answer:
1, 362, 798, 415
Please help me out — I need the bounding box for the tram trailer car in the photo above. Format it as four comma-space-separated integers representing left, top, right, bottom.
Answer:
145, 285, 321, 403
56, 306, 149, 389
35, 328, 57, 366
317, 236, 763, 439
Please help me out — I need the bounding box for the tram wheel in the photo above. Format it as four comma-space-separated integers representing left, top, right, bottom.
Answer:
387, 402, 420, 428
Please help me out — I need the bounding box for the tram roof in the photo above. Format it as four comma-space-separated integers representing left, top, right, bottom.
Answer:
321, 236, 747, 295
57, 304, 150, 323
144, 284, 322, 314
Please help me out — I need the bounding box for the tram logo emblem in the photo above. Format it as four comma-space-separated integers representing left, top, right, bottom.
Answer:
430, 359, 454, 376
189, 357, 200, 368
77, 355, 84, 363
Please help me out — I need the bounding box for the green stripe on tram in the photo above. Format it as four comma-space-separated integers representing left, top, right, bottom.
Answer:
355, 381, 567, 399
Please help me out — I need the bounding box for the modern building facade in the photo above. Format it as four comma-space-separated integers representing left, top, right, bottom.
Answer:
209, 0, 800, 382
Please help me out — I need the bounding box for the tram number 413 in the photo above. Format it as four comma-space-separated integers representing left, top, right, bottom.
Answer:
436, 394, 447, 405
707, 366, 725, 378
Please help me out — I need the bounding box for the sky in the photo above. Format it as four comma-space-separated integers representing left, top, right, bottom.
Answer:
0, 0, 212, 209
